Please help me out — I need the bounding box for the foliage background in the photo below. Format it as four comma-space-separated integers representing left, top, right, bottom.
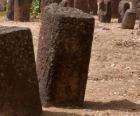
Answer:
31, 0, 40, 18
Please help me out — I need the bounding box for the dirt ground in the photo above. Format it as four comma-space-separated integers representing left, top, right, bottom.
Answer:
0, 16, 140, 116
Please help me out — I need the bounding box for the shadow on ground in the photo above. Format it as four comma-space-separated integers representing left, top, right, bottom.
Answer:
84, 99, 140, 112
42, 99, 140, 116
42, 111, 81, 116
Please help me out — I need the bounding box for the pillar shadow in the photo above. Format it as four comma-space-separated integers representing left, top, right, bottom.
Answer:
42, 99, 140, 116
84, 99, 140, 112
42, 111, 81, 116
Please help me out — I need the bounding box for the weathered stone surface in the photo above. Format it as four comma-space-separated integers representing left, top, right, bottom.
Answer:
37, 4, 94, 107
122, 9, 136, 29
118, 0, 130, 23
0, 26, 42, 116
88, 0, 98, 15
99, 0, 112, 23
111, 0, 121, 18
74, 0, 89, 13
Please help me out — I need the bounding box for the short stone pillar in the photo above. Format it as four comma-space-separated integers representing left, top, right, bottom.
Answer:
41, 0, 62, 17
0, 27, 42, 116
118, 0, 130, 23
88, 0, 98, 15
99, 0, 112, 23
74, 0, 89, 13
122, 9, 136, 29
37, 4, 94, 107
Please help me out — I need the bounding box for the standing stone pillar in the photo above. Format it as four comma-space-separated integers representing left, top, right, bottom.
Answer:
122, 9, 136, 29
7, 0, 14, 20
74, 0, 89, 13
0, 27, 42, 116
88, 0, 98, 15
14, 0, 32, 21
118, 0, 130, 23
111, 0, 121, 18
99, 0, 112, 23
37, 4, 94, 107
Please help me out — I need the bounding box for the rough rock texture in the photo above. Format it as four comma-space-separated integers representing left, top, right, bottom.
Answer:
111, 0, 121, 18
74, 0, 89, 13
99, 0, 112, 23
7, 0, 14, 20
88, 0, 98, 15
118, 0, 130, 23
14, 0, 32, 21
37, 4, 94, 107
0, 26, 42, 116
122, 9, 136, 29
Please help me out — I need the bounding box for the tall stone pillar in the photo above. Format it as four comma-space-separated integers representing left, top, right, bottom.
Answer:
99, 0, 112, 23
111, 0, 121, 18
37, 4, 94, 107
14, 0, 32, 21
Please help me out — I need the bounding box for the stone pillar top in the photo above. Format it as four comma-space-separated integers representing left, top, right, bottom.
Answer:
44, 3, 94, 19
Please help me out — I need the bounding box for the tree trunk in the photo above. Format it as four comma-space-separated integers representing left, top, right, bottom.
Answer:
14, 0, 32, 21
